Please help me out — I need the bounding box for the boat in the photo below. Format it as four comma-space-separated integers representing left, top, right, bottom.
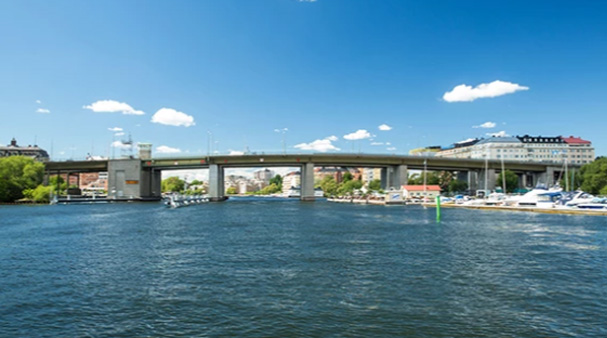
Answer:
536, 191, 564, 209
576, 197, 607, 210
562, 191, 595, 207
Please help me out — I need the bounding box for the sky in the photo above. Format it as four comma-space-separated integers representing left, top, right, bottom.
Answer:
1, 0, 606, 163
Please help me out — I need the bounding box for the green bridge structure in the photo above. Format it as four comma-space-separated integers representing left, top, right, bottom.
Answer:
45, 154, 573, 201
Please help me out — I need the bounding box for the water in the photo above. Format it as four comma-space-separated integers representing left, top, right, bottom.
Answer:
1, 198, 607, 337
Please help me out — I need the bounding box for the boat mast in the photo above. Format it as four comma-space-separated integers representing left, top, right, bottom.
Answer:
501, 156, 506, 193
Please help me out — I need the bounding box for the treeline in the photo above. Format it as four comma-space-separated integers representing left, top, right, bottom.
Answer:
0, 156, 49, 203
562, 157, 607, 194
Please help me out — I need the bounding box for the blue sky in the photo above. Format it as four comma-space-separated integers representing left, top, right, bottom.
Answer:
1, 0, 606, 160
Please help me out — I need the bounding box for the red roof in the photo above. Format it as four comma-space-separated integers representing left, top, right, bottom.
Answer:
402, 185, 441, 191
562, 136, 591, 144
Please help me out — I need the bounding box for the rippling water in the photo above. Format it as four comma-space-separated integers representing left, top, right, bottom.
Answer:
1, 198, 607, 337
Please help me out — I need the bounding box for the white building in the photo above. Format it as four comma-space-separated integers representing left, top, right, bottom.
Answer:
282, 171, 301, 195
436, 135, 594, 165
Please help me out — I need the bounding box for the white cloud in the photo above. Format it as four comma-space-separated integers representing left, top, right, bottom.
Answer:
84, 100, 145, 115
443, 80, 529, 102
370, 142, 384, 146
111, 141, 133, 149
378, 124, 392, 131
387, 147, 397, 151
156, 145, 182, 154
36, 100, 42, 104
298, 0, 317, 2
114, 132, 125, 137
151, 108, 195, 127
486, 131, 509, 137
473, 121, 496, 129
274, 128, 288, 133
294, 136, 340, 152
108, 127, 123, 132
229, 150, 245, 155
386, 142, 391, 145
36, 108, 50, 114
343, 129, 371, 140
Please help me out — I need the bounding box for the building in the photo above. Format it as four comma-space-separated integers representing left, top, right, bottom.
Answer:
409, 146, 441, 157
560, 136, 594, 164
282, 171, 301, 195
0, 138, 49, 162
361, 168, 382, 185
253, 168, 274, 183
435, 138, 480, 159
314, 167, 361, 184
402, 185, 441, 200
436, 135, 594, 165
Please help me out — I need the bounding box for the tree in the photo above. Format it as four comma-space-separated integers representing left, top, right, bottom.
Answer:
269, 175, 283, 190
319, 176, 339, 196
226, 186, 237, 195
578, 157, 607, 194
23, 185, 53, 203
338, 179, 363, 196
0, 156, 45, 202
161, 176, 185, 193
342, 172, 353, 182
256, 183, 281, 195
368, 179, 382, 191
448, 179, 468, 193
497, 170, 519, 193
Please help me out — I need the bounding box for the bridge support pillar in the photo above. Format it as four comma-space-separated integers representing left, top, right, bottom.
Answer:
208, 164, 226, 202
381, 165, 408, 191
301, 162, 315, 201
466, 171, 478, 193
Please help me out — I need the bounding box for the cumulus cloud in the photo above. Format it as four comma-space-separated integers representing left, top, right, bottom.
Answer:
111, 141, 133, 149
114, 132, 125, 137
294, 136, 340, 152
274, 128, 288, 133
156, 145, 182, 154
486, 131, 509, 137
108, 127, 123, 132
443, 80, 529, 102
84, 100, 145, 115
36, 108, 50, 114
370, 142, 384, 146
326, 135, 338, 141
343, 129, 371, 140
473, 121, 496, 129
378, 124, 392, 131
151, 108, 195, 127
229, 150, 245, 155
387, 147, 397, 151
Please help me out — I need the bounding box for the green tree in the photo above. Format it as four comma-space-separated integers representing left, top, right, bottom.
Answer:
342, 172, 353, 182
49, 175, 67, 193
448, 179, 468, 193
23, 185, 53, 203
319, 176, 339, 196
578, 157, 607, 194
269, 175, 283, 189
256, 183, 281, 195
0, 156, 45, 202
368, 179, 382, 191
497, 170, 519, 193
338, 179, 363, 196
161, 176, 185, 193
226, 186, 237, 195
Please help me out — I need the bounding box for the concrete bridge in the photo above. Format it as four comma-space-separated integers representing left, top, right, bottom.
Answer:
45, 154, 572, 201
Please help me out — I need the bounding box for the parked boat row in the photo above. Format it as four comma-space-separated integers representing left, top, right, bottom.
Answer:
163, 194, 209, 208
458, 186, 606, 210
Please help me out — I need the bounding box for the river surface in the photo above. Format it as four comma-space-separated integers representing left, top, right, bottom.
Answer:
1, 198, 606, 337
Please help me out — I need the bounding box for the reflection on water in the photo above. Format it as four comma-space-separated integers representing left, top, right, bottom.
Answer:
1, 200, 607, 337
